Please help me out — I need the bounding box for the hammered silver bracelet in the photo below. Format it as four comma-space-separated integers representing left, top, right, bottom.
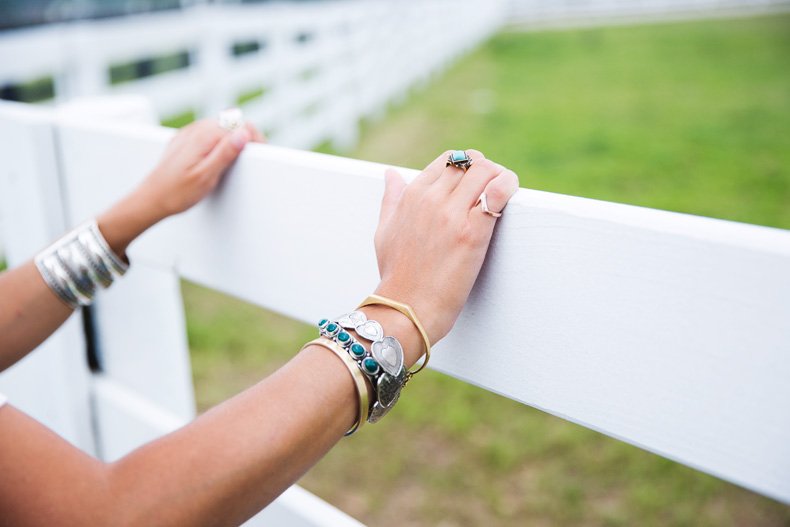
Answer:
35, 220, 129, 309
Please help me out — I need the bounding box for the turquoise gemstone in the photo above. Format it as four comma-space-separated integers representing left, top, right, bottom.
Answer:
338, 331, 350, 343
363, 357, 379, 374
318, 319, 328, 327
326, 323, 338, 333
350, 343, 366, 358
451, 150, 466, 162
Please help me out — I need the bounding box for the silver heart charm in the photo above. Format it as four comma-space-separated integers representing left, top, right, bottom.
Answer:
355, 320, 383, 342
371, 336, 404, 377
336, 311, 366, 329
376, 366, 407, 408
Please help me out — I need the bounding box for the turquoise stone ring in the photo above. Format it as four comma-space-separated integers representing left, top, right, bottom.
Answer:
446, 149, 473, 171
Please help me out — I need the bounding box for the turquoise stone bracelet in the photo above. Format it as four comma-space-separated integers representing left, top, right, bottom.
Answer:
317, 315, 408, 424
318, 318, 381, 377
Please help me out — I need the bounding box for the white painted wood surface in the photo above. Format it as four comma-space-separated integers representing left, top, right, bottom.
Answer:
33, 107, 790, 505
0, 104, 95, 453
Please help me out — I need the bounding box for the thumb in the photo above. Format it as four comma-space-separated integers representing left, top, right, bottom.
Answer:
194, 127, 251, 182
380, 168, 406, 223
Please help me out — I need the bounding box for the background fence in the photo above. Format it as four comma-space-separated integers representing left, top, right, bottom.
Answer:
0, 1, 506, 151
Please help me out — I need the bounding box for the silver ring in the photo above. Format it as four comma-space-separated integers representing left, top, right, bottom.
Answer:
218, 107, 244, 131
446, 150, 473, 171
476, 192, 502, 217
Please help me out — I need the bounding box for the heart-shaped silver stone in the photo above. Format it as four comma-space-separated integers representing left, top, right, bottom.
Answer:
376, 366, 406, 408
336, 311, 366, 329
355, 320, 383, 342
371, 336, 403, 377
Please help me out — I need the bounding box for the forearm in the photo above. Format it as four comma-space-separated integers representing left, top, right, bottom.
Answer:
108, 303, 424, 525
0, 304, 424, 526
0, 262, 74, 371
0, 193, 157, 372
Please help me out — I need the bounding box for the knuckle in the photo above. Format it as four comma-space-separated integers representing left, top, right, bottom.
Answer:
458, 223, 483, 247
486, 183, 509, 204
467, 149, 486, 161
475, 158, 497, 175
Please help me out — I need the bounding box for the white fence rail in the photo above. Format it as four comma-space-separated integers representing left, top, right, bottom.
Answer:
508, 0, 790, 28
1, 100, 789, 526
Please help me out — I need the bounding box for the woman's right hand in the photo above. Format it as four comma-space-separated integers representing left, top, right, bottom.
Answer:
373, 150, 519, 348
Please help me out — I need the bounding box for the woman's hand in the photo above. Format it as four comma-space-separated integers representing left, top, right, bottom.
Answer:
96, 117, 264, 258
138, 118, 265, 221
373, 150, 519, 346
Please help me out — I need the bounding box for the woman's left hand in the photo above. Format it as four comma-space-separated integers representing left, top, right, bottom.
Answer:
137, 118, 265, 221
97, 117, 265, 258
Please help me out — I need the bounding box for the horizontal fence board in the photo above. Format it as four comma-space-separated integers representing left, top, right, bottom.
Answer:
42, 111, 790, 504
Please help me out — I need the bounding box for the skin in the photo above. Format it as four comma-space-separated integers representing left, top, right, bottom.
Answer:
0, 118, 519, 526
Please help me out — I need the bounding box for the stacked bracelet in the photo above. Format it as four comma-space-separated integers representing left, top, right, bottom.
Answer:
357, 294, 432, 376
34, 220, 129, 309
318, 313, 408, 425
299, 336, 370, 436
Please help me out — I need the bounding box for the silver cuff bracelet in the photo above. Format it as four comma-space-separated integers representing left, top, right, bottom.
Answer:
35, 220, 129, 309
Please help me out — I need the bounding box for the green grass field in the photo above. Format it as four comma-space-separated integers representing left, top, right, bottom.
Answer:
186, 15, 790, 526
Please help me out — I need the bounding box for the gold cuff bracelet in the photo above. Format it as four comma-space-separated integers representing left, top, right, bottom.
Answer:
356, 293, 432, 377
301, 336, 370, 435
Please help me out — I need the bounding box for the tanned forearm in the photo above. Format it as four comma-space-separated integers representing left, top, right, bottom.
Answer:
0, 304, 423, 527
0, 190, 158, 372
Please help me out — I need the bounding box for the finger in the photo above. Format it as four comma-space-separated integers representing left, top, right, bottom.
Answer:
379, 168, 407, 224
411, 150, 454, 187
192, 127, 251, 182
469, 168, 519, 229
451, 157, 505, 209
245, 121, 266, 143
434, 149, 485, 194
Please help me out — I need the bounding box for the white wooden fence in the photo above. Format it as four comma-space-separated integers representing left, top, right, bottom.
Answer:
0, 0, 506, 265
0, 0, 506, 151
508, 0, 790, 28
1, 98, 788, 525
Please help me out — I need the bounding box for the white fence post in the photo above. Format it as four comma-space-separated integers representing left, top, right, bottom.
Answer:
0, 104, 96, 454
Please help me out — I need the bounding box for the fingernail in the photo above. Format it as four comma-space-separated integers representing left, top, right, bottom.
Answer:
231, 128, 251, 149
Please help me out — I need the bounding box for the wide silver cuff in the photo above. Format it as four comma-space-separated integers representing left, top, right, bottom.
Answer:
35, 220, 129, 309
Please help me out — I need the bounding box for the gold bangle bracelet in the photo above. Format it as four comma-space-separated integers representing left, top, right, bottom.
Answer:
357, 293, 432, 377
300, 336, 370, 436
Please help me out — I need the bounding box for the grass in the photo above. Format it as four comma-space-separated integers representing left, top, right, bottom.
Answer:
185, 15, 790, 526
161, 109, 197, 129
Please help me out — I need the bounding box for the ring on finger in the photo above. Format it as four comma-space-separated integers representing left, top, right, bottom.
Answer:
446, 150, 473, 171
218, 107, 244, 131
476, 192, 503, 217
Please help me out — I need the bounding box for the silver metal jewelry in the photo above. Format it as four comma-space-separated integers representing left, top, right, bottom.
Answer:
35, 220, 129, 309
368, 366, 408, 423
37, 256, 81, 308
218, 107, 244, 131
476, 192, 503, 218
85, 222, 129, 276
370, 337, 404, 377
329, 311, 410, 424
446, 149, 473, 171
